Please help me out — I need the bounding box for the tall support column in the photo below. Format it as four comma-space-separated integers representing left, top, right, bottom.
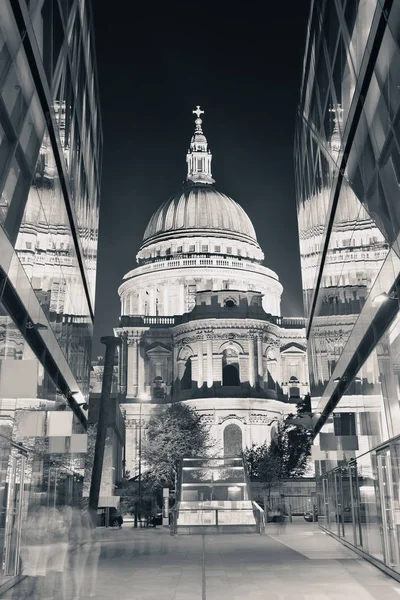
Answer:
138, 342, 146, 397
118, 332, 128, 400
172, 343, 179, 400
248, 333, 255, 387
207, 338, 213, 388
257, 334, 263, 381
197, 337, 203, 388
130, 338, 138, 397
180, 281, 186, 313
89, 336, 122, 515
163, 284, 169, 315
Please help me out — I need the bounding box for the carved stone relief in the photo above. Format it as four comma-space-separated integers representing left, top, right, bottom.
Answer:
248, 414, 279, 425
218, 414, 247, 425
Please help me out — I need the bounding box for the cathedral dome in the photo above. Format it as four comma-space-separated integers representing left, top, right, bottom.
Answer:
142, 183, 258, 246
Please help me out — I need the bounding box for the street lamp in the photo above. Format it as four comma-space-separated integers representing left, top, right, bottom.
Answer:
137, 393, 151, 527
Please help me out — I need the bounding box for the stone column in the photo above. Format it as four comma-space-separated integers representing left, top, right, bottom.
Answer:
197, 337, 203, 387
163, 284, 169, 315
137, 343, 146, 397
118, 332, 128, 398
172, 342, 179, 400
149, 287, 155, 315
257, 335, 263, 380
207, 338, 213, 388
248, 333, 255, 387
127, 338, 138, 397
180, 280, 186, 314
138, 290, 143, 314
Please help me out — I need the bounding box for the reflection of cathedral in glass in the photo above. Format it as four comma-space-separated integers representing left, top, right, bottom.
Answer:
296, 0, 400, 578
115, 108, 309, 476
0, 1, 101, 590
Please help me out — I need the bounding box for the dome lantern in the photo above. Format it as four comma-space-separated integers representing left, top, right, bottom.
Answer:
186, 106, 215, 185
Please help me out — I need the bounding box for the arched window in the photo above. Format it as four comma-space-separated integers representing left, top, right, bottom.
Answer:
222, 348, 240, 386
223, 364, 240, 386
223, 423, 243, 457
144, 301, 149, 316
181, 358, 192, 390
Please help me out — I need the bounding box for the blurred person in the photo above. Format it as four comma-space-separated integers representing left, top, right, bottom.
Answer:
42, 503, 70, 600
274, 507, 286, 535
18, 500, 49, 600
67, 507, 101, 599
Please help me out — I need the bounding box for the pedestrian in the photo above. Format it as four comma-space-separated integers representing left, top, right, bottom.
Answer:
18, 500, 49, 600
68, 507, 101, 599
43, 502, 70, 599
274, 507, 285, 535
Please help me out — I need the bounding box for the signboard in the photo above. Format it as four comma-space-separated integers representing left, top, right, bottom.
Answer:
162, 488, 169, 526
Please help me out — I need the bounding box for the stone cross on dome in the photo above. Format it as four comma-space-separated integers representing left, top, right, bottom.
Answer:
193, 105, 204, 134
193, 105, 204, 118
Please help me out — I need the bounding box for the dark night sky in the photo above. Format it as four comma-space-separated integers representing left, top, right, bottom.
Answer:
91, 3, 310, 357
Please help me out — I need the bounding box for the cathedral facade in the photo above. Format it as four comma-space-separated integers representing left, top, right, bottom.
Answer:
114, 108, 308, 477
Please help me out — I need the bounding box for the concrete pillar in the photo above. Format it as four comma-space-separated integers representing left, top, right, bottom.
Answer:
89, 336, 121, 514
248, 334, 255, 387
197, 338, 203, 387
207, 338, 213, 388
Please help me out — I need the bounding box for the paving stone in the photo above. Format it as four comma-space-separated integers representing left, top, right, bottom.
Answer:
4, 523, 400, 599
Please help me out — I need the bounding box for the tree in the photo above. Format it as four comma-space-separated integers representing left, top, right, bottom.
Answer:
243, 415, 313, 507
142, 403, 211, 493
117, 474, 157, 519
269, 418, 312, 478
244, 441, 282, 506
296, 392, 312, 415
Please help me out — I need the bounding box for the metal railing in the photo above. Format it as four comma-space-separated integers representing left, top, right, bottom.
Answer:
170, 506, 265, 534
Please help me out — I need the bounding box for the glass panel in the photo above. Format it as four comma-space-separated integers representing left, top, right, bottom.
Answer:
1, 58, 30, 132
0, 156, 21, 224
377, 448, 400, 569
3, 452, 24, 577
14, 130, 93, 396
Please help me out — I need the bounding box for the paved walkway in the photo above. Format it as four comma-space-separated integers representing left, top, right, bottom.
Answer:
5, 521, 400, 599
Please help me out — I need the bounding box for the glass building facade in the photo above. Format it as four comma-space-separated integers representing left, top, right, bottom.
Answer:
0, 0, 101, 590
295, 0, 400, 578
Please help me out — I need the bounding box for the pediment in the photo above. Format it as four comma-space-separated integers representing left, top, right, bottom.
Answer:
280, 342, 306, 354
146, 344, 172, 356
